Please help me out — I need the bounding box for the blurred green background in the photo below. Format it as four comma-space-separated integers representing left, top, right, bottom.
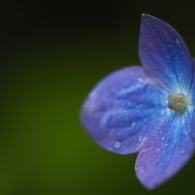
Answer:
1, 0, 195, 194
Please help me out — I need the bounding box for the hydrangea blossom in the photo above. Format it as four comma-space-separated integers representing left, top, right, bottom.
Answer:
80, 14, 195, 189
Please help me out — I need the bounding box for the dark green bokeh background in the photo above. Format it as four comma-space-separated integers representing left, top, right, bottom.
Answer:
1, 1, 195, 194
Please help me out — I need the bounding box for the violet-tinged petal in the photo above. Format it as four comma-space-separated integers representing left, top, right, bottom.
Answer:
139, 14, 192, 93
135, 111, 195, 189
189, 58, 195, 104
188, 58, 195, 140
80, 66, 169, 154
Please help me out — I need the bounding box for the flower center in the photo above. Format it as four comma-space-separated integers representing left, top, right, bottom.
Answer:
167, 93, 188, 112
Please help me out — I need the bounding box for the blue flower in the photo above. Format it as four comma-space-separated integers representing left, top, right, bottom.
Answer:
80, 14, 195, 189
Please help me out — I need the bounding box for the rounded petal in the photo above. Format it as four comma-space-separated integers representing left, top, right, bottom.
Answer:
139, 14, 192, 93
135, 111, 195, 189
80, 66, 169, 154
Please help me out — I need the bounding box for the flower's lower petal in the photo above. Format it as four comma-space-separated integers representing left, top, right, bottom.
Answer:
189, 107, 195, 142
135, 111, 195, 189
139, 14, 192, 93
80, 66, 169, 154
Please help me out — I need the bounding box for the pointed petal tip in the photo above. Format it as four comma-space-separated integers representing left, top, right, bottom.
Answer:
141, 13, 150, 17
136, 170, 165, 190
141, 13, 154, 18
141, 14, 159, 24
138, 178, 162, 190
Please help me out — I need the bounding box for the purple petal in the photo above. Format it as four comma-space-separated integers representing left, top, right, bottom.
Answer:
80, 66, 169, 154
188, 58, 195, 140
135, 111, 195, 189
189, 58, 195, 103
139, 14, 192, 93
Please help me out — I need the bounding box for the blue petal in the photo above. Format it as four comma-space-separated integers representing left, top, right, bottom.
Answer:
189, 58, 195, 104
139, 14, 192, 93
188, 58, 195, 140
80, 66, 169, 154
135, 111, 195, 189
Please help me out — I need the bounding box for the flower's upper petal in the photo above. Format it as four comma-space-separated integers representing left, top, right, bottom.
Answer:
80, 66, 169, 154
139, 14, 192, 93
135, 111, 195, 189
188, 58, 195, 140
189, 58, 195, 104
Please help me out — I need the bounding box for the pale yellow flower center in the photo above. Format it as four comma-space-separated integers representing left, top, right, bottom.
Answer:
167, 93, 188, 112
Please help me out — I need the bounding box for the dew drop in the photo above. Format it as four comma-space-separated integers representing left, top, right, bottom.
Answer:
138, 167, 145, 174
176, 38, 180, 44
156, 148, 160, 152
114, 141, 122, 149
180, 149, 186, 154
130, 122, 135, 128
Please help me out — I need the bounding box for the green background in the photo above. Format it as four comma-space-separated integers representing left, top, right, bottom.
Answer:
1, 0, 195, 194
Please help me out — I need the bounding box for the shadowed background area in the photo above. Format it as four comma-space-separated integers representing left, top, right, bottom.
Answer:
1, 0, 195, 194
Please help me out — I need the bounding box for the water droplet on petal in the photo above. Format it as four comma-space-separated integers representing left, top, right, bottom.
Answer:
114, 141, 122, 149
161, 137, 165, 141
156, 148, 160, 152
138, 167, 145, 174
180, 149, 186, 154
176, 38, 180, 44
